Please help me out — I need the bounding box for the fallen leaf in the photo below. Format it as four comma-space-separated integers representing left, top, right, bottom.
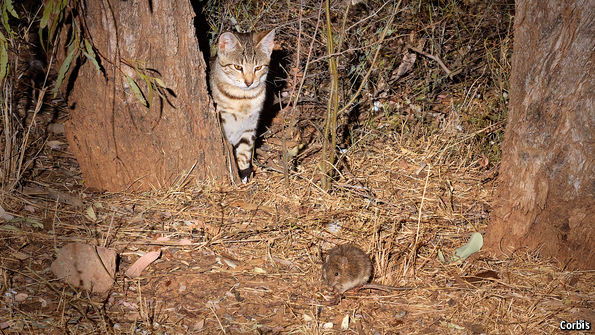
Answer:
253, 267, 267, 274
286, 143, 305, 159
398, 159, 409, 170
0, 205, 14, 221
178, 239, 192, 245
464, 323, 485, 334
454, 232, 484, 261
0, 224, 20, 231
85, 206, 97, 221
51, 243, 117, 293
463, 270, 499, 284
129, 213, 144, 224
125, 250, 161, 278
12, 251, 29, 260
15, 293, 28, 302
326, 221, 341, 234
393, 51, 417, 80
119, 300, 139, 310
217, 256, 238, 269
46, 140, 65, 149
341, 314, 350, 330
22, 186, 83, 208
193, 319, 205, 331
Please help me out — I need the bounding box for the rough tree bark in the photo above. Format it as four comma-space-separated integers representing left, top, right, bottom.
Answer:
486, 0, 594, 269
64, 0, 231, 191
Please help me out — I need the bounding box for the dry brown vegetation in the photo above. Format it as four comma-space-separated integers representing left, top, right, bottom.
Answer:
0, 0, 593, 334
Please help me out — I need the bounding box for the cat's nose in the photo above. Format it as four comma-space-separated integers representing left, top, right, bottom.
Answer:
244, 78, 254, 87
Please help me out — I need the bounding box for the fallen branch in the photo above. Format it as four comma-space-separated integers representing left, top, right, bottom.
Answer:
408, 46, 453, 76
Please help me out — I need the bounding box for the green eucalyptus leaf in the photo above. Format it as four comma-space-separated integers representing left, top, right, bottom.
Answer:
2, 8, 10, 34
53, 40, 78, 97
0, 224, 20, 231
83, 52, 100, 72
135, 69, 152, 108
83, 39, 101, 72
126, 75, 147, 107
0, 42, 8, 80
40, 0, 53, 28
437, 249, 446, 263
5, 0, 19, 18
153, 77, 166, 88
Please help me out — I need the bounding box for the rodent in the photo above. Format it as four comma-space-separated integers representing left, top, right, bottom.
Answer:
322, 244, 372, 294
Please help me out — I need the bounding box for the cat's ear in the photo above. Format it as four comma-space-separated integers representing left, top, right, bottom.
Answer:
218, 32, 241, 54
255, 29, 275, 56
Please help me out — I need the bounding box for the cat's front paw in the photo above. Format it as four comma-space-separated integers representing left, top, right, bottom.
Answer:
239, 167, 251, 184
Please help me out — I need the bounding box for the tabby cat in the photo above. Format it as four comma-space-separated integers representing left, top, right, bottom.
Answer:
209, 30, 275, 183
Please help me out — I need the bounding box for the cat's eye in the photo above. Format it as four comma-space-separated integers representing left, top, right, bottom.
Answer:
254, 65, 263, 71
233, 64, 243, 71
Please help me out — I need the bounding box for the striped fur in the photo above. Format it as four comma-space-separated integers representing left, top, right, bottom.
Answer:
209, 30, 275, 183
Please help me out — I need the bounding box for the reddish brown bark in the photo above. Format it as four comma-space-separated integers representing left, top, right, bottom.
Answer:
486, 0, 594, 269
64, 0, 230, 191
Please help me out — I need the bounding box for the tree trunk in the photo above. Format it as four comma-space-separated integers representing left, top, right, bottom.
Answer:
64, 0, 231, 191
486, 0, 594, 269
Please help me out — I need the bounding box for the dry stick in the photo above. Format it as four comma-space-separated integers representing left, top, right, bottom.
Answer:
346, 0, 393, 32
208, 301, 227, 334
321, 0, 340, 191
279, 1, 305, 187
1, 38, 18, 192
292, 0, 303, 98
260, 164, 328, 196
336, 1, 351, 55
23, 266, 93, 326
288, 0, 324, 111
406, 163, 431, 278
310, 35, 402, 65
320, 0, 350, 190
430, 123, 501, 160
85, 290, 110, 334
10, 37, 56, 191
171, 160, 198, 191
408, 46, 452, 76
13, 87, 46, 189
1, 81, 12, 192
135, 280, 149, 331
319, 1, 400, 190
337, 0, 401, 117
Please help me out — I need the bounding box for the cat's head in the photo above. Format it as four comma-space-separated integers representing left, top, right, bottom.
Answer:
216, 30, 275, 89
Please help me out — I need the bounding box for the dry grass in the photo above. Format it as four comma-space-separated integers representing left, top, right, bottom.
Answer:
0, 0, 593, 334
